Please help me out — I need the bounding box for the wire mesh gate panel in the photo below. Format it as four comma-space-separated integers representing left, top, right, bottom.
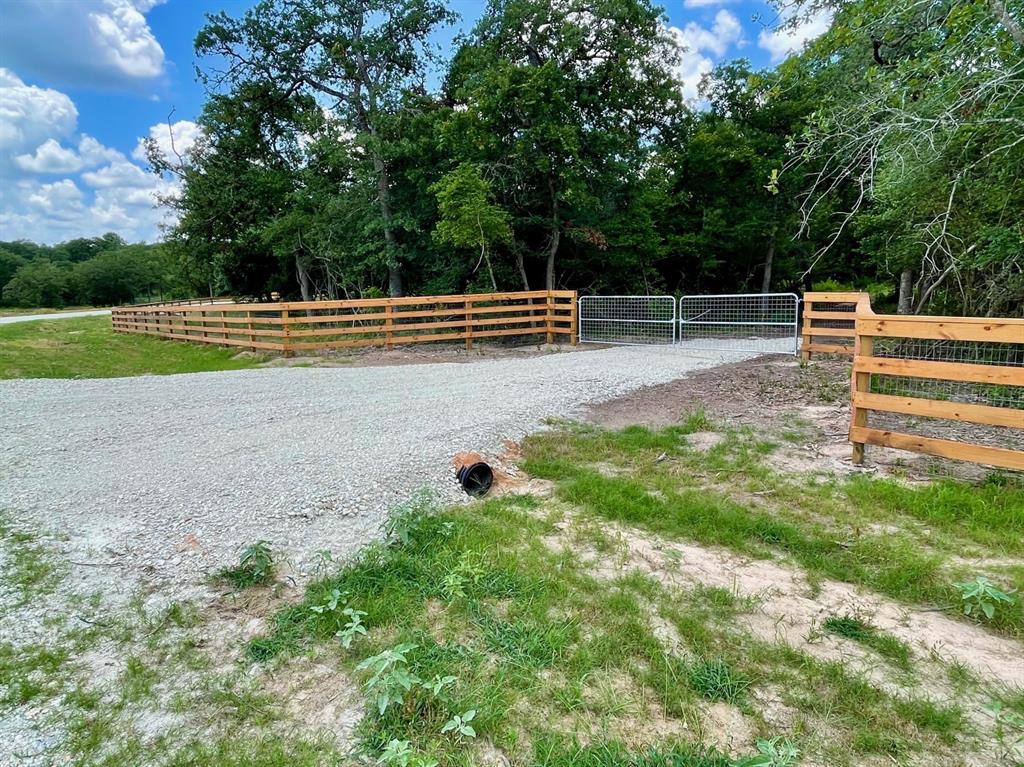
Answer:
578, 296, 676, 345
678, 293, 799, 355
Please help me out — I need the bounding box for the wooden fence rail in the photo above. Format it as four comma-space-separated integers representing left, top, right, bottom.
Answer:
849, 295, 1024, 470
112, 290, 578, 355
800, 291, 868, 360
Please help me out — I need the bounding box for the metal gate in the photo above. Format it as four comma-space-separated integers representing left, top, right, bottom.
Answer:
578, 293, 799, 355
578, 295, 676, 345
678, 293, 799, 355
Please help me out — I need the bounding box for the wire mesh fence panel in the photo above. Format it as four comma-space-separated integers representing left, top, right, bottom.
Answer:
866, 338, 1024, 451
578, 295, 676, 345
678, 293, 799, 355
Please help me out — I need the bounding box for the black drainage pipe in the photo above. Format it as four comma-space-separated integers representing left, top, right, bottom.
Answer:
456, 462, 494, 498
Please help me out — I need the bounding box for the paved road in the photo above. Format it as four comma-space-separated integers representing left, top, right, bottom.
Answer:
0, 309, 111, 325
0, 344, 762, 600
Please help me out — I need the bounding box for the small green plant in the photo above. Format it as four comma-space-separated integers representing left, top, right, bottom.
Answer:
384, 491, 436, 545
733, 737, 800, 767
987, 700, 1024, 748
954, 576, 1016, 620
377, 739, 438, 767
440, 709, 477, 740
336, 607, 367, 649
687, 657, 749, 703
309, 588, 347, 615
217, 541, 275, 589
356, 643, 421, 715
821, 614, 912, 669
422, 674, 457, 697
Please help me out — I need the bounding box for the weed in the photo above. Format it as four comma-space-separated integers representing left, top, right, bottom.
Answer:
217, 541, 275, 589
686, 657, 749, 703
821, 614, 912, 669
733, 737, 800, 767
377, 739, 438, 767
440, 709, 476, 739
357, 643, 422, 715
954, 576, 1016, 620
337, 607, 368, 649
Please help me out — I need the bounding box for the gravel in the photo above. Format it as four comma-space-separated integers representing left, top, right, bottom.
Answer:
0, 345, 760, 599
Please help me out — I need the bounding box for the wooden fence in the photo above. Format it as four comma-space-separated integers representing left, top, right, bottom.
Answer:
849, 296, 1024, 470
800, 291, 867, 360
112, 290, 578, 355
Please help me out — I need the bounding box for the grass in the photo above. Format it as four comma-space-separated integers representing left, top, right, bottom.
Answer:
520, 422, 1024, 638
821, 615, 913, 670
242, 492, 968, 766
3, 419, 1014, 766
0, 316, 266, 379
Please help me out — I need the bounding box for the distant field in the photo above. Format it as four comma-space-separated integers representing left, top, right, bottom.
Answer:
0, 316, 265, 379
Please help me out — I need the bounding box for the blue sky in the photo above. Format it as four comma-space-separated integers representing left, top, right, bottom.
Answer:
0, 0, 830, 244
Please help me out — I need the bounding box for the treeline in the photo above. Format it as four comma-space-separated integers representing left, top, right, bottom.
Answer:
0, 235, 187, 308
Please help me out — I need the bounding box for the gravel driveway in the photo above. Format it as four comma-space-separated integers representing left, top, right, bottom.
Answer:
0, 346, 758, 600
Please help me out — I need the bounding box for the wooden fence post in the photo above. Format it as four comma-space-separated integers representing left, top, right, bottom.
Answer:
570, 291, 579, 345
850, 296, 873, 464
385, 303, 394, 350
247, 310, 256, 350
545, 290, 555, 345
800, 298, 812, 362
465, 298, 474, 351
281, 307, 292, 357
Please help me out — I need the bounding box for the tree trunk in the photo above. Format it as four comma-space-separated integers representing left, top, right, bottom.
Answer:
762, 198, 779, 294
546, 176, 559, 291
762, 230, 776, 294
898, 267, 914, 314
373, 157, 403, 297
296, 254, 313, 302
516, 251, 530, 290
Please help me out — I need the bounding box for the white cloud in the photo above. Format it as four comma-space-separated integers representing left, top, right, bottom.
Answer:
0, 69, 181, 243
0, 1, 165, 88
0, 69, 78, 152
132, 119, 202, 164
758, 6, 834, 63
14, 135, 122, 174
668, 10, 744, 101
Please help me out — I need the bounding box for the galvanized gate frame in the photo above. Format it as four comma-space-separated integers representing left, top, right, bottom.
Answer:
578, 292, 801, 356
677, 293, 800, 356
577, 295, 677, 345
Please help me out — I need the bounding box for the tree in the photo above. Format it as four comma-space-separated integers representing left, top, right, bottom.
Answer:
2, 260, 69, 308
782, 0, 1024, 315
430, 164, 512, 291
195, 0, 455, 297
448, 0, 683, 290
0, 250, 26, 294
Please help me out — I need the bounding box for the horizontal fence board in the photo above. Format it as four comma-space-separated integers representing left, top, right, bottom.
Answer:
856, 317, 1024, 343
804, 327, 856, 337
853, 356, 1024, 386
804, 342, 854, 354
804, 310, 857, 320
850, 426, 1024, 471
804, 292, 865, 302
853, 392, 1024, 428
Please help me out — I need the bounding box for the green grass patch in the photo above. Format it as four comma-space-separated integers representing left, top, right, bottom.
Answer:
241, 489, 970, 766
821, 615, 913, 670
0, 316, 266, 379
522, 423, 1024, 638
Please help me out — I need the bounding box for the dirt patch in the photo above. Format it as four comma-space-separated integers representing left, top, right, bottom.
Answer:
262, 655, 363, 743
586, 356, 1008, 482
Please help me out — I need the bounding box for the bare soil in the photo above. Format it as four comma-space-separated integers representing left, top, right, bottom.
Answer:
585, 356, 1019, 482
